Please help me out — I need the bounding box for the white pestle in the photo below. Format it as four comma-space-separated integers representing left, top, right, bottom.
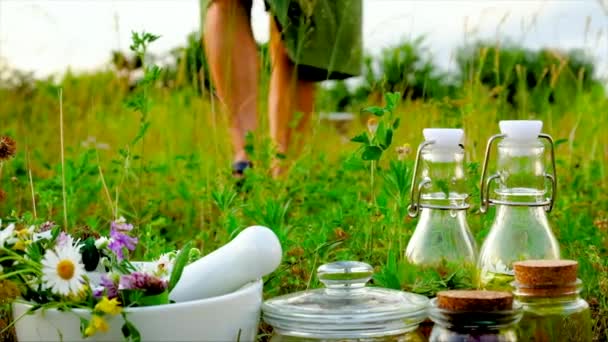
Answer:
170, 225, 282, 302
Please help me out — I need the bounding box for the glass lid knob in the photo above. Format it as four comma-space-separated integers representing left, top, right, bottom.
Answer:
317, 261, 373, 289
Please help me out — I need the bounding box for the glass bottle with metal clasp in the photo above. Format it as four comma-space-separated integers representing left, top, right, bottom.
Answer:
478, 120, 560, 290
405, 128, 477, 268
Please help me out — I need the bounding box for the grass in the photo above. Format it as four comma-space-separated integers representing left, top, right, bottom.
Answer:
1, 50, 608, 340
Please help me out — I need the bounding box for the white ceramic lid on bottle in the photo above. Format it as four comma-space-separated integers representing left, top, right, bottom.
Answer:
499, 120, 542, 142
262, 261, 429, 339
422, 128, 464, 162
498, 120, 544, 156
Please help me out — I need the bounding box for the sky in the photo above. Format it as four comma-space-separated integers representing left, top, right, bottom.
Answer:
1, 0, 607, 78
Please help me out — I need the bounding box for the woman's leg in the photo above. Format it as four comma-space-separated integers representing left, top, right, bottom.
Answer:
204, 0, 258, 163
268, 18, 315, 161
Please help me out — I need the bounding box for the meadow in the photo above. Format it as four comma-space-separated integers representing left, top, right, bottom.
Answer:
1, 35, 608, 340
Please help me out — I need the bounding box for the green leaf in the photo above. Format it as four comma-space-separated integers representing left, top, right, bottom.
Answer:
137, 290, 169, 306
124, 92, 146, 112
392, 118, 401, 129
554, 138, 568, 147
169, 241, 193, 292
350, 132, 369, 144
121, 313, 142, 342
362, 106, 385, 117
375, 121, 387, 146
244, 131, 255, 155
131, 122, 151, 146
143, 32, 161, 43
51, 225, 61, 240
362, 146, 383, 161
142, 65, 162, 84
436, 179, 450, 197
384, 92, 401, 111
382, 128, 393, 150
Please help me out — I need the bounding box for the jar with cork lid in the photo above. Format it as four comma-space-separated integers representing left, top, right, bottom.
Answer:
428, 290, 522, 341
512, 260, 592, 342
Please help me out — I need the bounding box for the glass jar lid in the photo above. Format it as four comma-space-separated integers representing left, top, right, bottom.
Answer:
262, 261, 429, 339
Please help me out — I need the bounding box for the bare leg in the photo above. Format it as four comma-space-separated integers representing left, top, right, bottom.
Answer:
204, 0, 258, 162
268, 18, 315, 170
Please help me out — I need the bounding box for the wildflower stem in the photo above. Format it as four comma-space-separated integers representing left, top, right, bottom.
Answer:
369, 160, 376, 257
59, 88, 68, 229
96, 151, 115, 219
0, 249, 42, 270
0, 269, 35, 280
370, 160, 376, 203
29, 169, 37, 219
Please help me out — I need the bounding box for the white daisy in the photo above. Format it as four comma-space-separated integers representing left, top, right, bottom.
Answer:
41, 244, 86, 296
0, 222, 16, 247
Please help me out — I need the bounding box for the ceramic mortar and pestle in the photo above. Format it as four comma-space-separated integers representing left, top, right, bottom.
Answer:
13, 225, 283, 342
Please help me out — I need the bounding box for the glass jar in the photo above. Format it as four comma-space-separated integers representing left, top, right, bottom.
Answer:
428, 290, 522, 342
478, 121, 560, 290
406, 129, 476, 267
513, 260, 592, 342
262, 261, 429, 341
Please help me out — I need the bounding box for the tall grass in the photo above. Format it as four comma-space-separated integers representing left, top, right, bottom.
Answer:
1, 41, 608, 340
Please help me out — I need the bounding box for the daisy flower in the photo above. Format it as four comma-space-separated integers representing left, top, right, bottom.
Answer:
41, 244, 86, 296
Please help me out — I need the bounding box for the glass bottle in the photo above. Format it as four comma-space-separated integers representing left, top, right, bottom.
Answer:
513, 260, 592, 342
428, 290, 522, 342
405, 128, 476, 267
262, 261, 429, 341
478, 120, 560, 290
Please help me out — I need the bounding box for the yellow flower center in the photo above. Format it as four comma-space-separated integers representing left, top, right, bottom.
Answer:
56, 259, 75, 280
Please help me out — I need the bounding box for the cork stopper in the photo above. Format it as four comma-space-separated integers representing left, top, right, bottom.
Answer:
437, 290, 513, 312
513, 260, 578, 286
513, 260, 579, 296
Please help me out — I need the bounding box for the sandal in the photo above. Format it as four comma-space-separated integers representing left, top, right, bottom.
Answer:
232, 160, 253, 177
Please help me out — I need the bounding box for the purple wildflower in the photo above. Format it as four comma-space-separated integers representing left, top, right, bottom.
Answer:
120, 272, 167, 295
93, 287, 104, 298
94, 274, 119, 299
108, 218, 138, 261
56, 232, 71, 247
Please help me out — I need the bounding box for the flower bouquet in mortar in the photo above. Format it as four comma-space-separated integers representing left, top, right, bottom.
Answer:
0, 217, 196, 341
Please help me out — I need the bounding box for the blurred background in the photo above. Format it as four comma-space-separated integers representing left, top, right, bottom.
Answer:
2, 1, 608, 77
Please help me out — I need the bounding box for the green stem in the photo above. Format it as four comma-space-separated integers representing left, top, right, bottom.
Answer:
370, 160, 376, 203
0, 269, 35, 280
369, 160, 376, 257
1, 249, 42, 269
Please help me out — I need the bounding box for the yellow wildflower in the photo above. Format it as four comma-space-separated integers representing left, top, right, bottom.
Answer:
84, 325, 95, 337
13, 240, 26, 251
85, 315, 109, 336
68, 284, 90, 302
95, 297, 122, 315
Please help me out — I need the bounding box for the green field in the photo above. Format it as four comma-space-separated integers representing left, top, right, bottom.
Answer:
1, 38, 608, 340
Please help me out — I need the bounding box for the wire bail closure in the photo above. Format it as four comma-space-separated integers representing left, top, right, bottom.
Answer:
479, 133, 557, 214
407, 140, 470, 218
